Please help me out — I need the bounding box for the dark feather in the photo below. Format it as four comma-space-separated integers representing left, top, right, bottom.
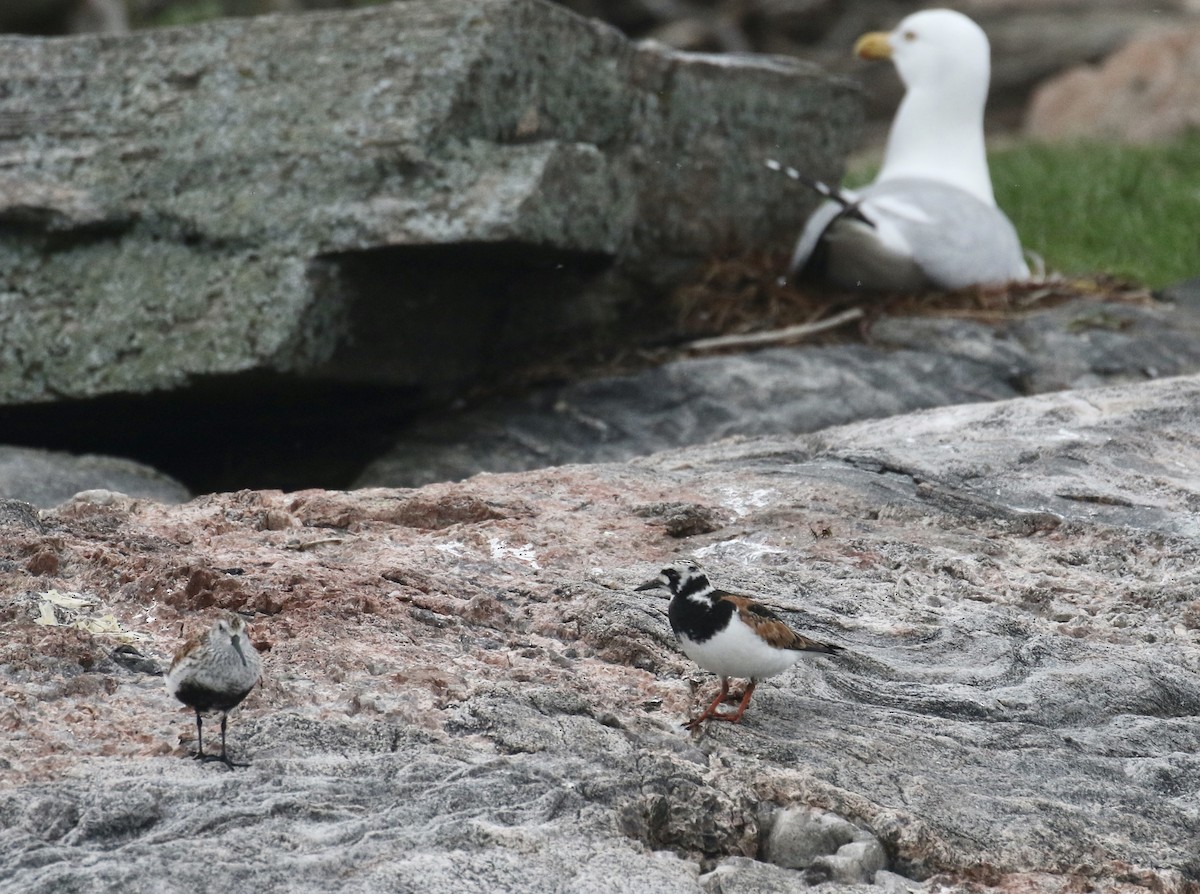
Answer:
720, 592, 843, 654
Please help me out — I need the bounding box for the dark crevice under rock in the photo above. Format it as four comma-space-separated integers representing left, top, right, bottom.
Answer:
0, 241, 648, 496
0, 375, 415, 494
313, 241, 637, 392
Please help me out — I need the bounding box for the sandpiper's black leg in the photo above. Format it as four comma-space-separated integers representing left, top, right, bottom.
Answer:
193, 711, 206, 760
218, 712, 248, 769
193, 711, 238, 767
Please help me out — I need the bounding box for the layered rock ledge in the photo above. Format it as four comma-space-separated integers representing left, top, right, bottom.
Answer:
0, 0, 858, 407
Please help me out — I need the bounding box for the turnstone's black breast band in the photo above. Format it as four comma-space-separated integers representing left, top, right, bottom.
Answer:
669, 590, 733, 644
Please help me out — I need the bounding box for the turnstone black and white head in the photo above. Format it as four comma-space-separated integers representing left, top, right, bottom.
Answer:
637, 559, 842, 731
166, 613, 262, 768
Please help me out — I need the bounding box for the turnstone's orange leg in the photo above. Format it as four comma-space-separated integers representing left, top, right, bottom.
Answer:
684, 678, 731, 731
707, 681, 758, 724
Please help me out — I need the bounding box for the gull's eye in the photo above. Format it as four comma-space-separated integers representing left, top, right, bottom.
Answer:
903, 29, 917, 41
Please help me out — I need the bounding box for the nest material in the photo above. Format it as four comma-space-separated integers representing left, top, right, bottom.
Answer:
672, 250, 1154, 350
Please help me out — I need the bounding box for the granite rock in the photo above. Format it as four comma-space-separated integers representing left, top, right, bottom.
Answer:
357, 296, 1200, 488
700, 856, 813, 893
0, 0, 859, 408
0, 446, 189, 508
1, 373, 1199, 892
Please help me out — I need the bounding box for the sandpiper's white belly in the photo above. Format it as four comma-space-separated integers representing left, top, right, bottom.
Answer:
678, 614, 802, 680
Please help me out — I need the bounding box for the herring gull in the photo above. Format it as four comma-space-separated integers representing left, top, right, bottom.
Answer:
790, 9, 1029, 291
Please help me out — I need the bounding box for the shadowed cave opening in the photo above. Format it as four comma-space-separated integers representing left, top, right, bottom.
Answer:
314, 242, 623, 391
0, 376, 417, 495
1, 242, 641, 496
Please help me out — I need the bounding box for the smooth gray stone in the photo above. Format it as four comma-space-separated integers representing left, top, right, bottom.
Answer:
357, 297, 1200, 489
762, 805, 883, 880
0, 445, 189, 507
1157, 276, 1200, 311
356, 339, 1026, 488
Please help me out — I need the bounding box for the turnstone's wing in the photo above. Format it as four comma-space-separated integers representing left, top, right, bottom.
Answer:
718, 592, 843, 654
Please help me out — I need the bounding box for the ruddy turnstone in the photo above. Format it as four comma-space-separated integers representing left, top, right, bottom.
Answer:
637, 560, 842, 731
166, 613, 262, 768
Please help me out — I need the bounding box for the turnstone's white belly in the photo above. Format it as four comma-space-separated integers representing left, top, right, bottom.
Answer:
678, 613, 801, 680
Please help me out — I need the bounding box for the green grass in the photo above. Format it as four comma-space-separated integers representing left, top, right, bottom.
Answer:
992, 136, 1200, 288
852, 135, 1200, 288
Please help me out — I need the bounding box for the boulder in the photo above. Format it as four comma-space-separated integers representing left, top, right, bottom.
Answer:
1026, 25, 1200, 143
0, 445, 190, 507
0, 372, 1198, 892
0, 0, 859, 409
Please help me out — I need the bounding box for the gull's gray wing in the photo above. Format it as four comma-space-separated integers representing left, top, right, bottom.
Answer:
792, 177, 1028, 291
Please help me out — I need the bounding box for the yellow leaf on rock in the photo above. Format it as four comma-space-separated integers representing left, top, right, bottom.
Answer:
34, 603, 60, 626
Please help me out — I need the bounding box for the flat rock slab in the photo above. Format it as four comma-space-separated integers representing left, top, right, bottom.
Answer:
1, 373, 1199, 892
0, 0, 859, 406
357, 296, 1200, 487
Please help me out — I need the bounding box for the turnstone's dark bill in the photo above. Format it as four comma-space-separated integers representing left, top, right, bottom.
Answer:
637, 559, 842, 731
166, 613, 262, 768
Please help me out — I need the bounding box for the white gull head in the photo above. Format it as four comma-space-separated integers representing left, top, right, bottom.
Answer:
858, 9, 996, 206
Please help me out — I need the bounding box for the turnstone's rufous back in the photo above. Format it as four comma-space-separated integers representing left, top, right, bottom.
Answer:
637, 560, 842, 731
